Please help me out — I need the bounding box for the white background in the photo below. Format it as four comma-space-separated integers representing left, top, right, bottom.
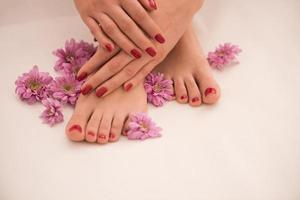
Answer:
0, 0, 300, 199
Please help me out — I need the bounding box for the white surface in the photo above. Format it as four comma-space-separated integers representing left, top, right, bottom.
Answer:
1, 0, 300, 199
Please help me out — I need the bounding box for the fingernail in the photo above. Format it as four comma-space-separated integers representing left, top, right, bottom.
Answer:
96, 87, 108, 97
149, 0, 157, 9
69, 125, 82, 133
98, 134, 106, 140
105, 44, 113, 52
192, 97, 200, 103
205, 88, 217, 97
81, 84, 93, 95
155, 34, 165, 43
109, 133, 115, 139
87, 131, 95, 137
125, 83, 133, 91
76, 72, 87, 81
130, 49, 142, 59
145, 47, 157, 57
180, 95, 187, 100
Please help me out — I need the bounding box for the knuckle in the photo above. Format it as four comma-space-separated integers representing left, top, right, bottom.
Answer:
103, 22, 115, 34
124, 67, 136, 77
133, 10, 146, 21
108, 60, 121, 74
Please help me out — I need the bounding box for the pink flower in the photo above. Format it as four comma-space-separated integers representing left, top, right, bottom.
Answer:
15, 65, 53, 104
207, 43, 242, 70
127, 113, 161, 140
144, 72, 174, 107
40, 98, 64, 126
50, 74, 82, 106
53, 39, 96, 75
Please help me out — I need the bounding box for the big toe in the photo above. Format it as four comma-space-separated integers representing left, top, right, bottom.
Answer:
196, 73, 220, 104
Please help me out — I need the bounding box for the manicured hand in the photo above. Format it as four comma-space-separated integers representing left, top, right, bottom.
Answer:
74, 0, 165, 59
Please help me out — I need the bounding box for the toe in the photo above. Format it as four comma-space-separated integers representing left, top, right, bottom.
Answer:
97, 112, 113, 144
184, 76, 202, 107
65, 105, 93, 142
195, 71, 220, 105
173, 77, 188, 104
85, 109, 102, 143
109, 113, 126, 142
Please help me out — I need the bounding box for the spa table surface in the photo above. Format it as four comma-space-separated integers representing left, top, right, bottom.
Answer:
1, 0, 299, 199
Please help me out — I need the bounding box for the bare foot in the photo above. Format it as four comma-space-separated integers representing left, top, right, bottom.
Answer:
65, 83, 147, 143
155, 25, 220, 107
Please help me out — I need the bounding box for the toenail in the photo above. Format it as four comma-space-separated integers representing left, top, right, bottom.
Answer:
96, 87, 108, 97
180, 95, 187, 100
81, 85, 93, 95
124, 83, 133, 91
145, 47, 157, 57
205, 88, 217, 97
98, 134, 106, 140
105, 43, 113, 52
109, 133, 115, 139
123, 130, 128, 136
69, 125, 82, 133
76, 72, 87, 81
130, 49, 142, 59
154, 34, 165, 44
192, 97, 200, 103
87, 131, 95, 137
149, 0, 157, 9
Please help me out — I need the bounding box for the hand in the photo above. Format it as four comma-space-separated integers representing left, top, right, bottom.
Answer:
77, 0, 204, 97
74, 0, 165, 58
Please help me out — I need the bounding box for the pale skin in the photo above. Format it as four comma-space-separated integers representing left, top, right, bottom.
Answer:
66, 0, 220, 143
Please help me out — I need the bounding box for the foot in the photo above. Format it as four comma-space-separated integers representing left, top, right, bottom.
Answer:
65, 83, 147, 143
155, 25, 220, 107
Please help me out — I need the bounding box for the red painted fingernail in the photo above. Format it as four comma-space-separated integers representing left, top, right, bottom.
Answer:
192, 97, 200, 103
145, 47, 157, 57
149, 0, 157, 9
76, 72, 87, 81
105, 44, 113, 52
98, 134, 106, 140
69, 125, 82, 133
109, 133, 115, 139
180, 95, 186, 100
96, 87, 108, 97
87, 131, 95, 137
125, 83, 133, 91
155, 34, 165, 43
130, 49, 142, 59
81, 84, 93, 95
205, 88, 217, 97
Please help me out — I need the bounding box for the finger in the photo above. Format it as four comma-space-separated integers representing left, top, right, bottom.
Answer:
84, 17, 115, 53
95, 58, 152, 98
108, 7, 157, 57
123, 60, 157, 91
121, 1, 166, 43
97, 14, 143, 59
80, 51, 133, 95
76, 46, 119, 81
138, 0, 157, 10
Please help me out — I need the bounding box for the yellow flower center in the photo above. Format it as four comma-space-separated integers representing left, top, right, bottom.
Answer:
29, 81, 41, 90
153, 83, 162, 93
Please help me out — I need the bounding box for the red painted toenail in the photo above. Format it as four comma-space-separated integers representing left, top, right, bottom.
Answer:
87, 131, 95, 137
109, 133, 115, 139
130, 49, 142, 59
180, 95, 186, 100
76, 72, 87, 81
105, 44, 113, 52
154, 34, 165, 44
145, 47, 157, 57
125, 83, 133, 91
192, 97, 200, 103
69, 125, 82, 133
96, 87, 108, 97
149, 0, 157, 9
81, 84, 93, 95
98, 134, 106, 140
205, 88, 217, 97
